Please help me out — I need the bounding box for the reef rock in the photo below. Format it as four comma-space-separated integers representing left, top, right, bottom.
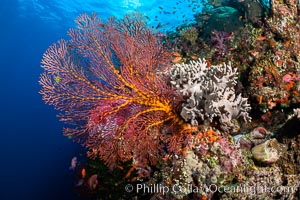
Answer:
251, 138, 286, 164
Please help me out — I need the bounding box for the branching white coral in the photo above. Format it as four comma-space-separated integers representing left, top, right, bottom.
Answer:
170, 58, 251, 130
293, 108, 300, 118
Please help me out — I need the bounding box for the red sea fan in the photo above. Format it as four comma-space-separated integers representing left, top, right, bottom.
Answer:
39, 13, 195, 170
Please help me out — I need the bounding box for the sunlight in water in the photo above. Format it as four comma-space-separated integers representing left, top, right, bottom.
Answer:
122, 0, 142, 8
17, 0, 204, 32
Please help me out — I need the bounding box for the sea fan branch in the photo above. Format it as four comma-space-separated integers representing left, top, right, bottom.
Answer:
40, 13, 193, 170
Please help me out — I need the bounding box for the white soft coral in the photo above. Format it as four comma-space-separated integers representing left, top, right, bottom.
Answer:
170, 58, 251, 130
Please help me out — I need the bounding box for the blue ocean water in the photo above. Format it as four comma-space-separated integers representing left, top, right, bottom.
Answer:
0, 0, 204, 199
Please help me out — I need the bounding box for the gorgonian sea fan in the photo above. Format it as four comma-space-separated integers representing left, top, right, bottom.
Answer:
39, 13, 195, 169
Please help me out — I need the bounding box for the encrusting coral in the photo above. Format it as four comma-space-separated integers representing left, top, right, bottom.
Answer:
170, 58, 251, 131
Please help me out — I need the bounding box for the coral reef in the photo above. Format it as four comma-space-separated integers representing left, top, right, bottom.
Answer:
150, 130, 245, 199
219, 165, 300, 199
170, 58, 251, 131
39, 0, 300, 199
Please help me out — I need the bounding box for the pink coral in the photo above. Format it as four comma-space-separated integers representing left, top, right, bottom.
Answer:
282, 73, 293, 82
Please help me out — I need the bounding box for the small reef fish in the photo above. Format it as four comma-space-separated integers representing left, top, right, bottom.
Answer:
156, 23, 162, 29
75, 179, 84, 187
284, 40, 291, 47
69, 156, 77, 171
256, 35, 266, 41
81, 168, 86, 178
54, 76, 61, 83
